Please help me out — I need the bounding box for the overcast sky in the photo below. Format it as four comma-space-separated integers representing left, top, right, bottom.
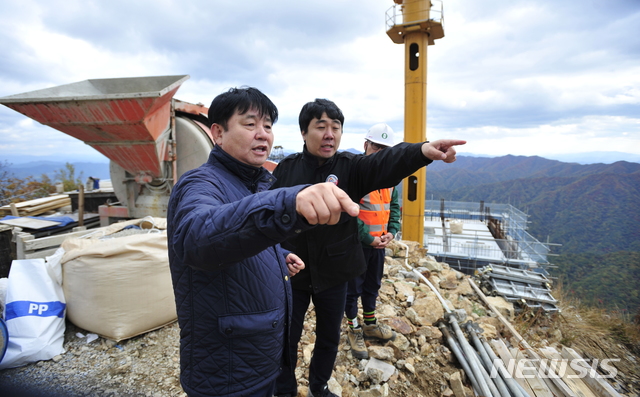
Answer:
1, 0, 639, 164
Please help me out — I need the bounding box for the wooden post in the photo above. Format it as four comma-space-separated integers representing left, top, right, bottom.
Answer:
10, 203, 19, 217
78, 185, 84, 227
16, 232, 34, 260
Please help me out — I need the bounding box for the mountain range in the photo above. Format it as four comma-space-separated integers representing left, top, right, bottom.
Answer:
3, 161, 111, 181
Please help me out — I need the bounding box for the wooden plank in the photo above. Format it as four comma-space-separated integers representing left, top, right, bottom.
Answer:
512, 349, 554, 397
471, 279, 578, 396
539, 347, 597, 397
1, 197, 70, 215
17, 201, 72, 217
15, 228, 95, 259
0, 217, 61, 230
491, 339, 537, 397
10, 203, 19, 216
21, 229, 95, 251
470, 279, 532, 350
1, 201, 72, 217
522, 354, 568, 397
560, 346, 622, 397
19, 198, 71, 213
0, 195, 69, 209
16, 194, 69, 207
24, 208, 60, 217
24, 247, 59, 260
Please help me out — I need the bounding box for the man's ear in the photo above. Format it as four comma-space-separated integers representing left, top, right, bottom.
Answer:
211, 123, 224, 145
300, 130, 307, 142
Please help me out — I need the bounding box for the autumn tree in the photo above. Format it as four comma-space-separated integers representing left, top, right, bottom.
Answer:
0, 161, 55, 205
54, 162, 84, 192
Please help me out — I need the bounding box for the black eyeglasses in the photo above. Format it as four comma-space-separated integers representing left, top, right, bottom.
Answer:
367, 141, 388, 150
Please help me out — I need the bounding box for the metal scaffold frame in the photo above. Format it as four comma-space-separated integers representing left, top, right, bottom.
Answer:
420, 200, 559, 275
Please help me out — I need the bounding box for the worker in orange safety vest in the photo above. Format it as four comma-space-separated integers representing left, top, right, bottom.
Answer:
344, 123, 400, 359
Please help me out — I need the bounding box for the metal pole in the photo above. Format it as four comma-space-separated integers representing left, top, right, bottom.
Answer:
448, 315, 494, 397
438, 323, 482, 395
397, 241, 498, 396
480, 339, 529, 397
469, 346, 508, 397
466, 323, 515, 397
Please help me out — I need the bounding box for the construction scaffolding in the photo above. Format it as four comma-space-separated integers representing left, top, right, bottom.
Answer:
420, 199, 558, 275
267, 145, 285, 162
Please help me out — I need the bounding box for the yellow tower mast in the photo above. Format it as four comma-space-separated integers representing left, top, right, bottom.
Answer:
386, 0, 444, 245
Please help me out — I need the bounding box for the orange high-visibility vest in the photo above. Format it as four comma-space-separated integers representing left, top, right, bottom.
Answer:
358, 188, 393, 237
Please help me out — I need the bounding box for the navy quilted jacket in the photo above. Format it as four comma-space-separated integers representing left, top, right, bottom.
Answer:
167, 146, 311, 397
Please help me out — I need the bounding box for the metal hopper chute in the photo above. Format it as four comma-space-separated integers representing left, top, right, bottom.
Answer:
0, 75, 214, 220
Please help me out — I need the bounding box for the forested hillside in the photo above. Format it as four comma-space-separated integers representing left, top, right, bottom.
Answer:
425, 155, 640, 312
446, 172, 640, 254
553, 251, 640, 314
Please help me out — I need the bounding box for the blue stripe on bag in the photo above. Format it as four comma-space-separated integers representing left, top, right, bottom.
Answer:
5, 301, 66, 321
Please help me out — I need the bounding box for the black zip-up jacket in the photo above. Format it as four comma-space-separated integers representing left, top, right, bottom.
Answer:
271, 142, 432, 293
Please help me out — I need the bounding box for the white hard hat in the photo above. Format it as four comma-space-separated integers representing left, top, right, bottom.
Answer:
365, 123, 395, 147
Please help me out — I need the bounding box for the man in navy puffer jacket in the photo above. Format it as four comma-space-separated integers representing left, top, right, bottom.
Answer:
167, 87, 360, 397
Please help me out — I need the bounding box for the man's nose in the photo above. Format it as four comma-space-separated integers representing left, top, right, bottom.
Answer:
256, 125, 269, 139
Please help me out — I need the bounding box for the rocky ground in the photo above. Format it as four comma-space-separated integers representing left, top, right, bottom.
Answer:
0, 240, 638, 397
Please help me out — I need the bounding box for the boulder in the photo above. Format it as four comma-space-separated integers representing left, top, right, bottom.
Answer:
408, 294, 445, 326
393, 281, 416, 302
387, 316, 415, 335
369, 346, 395, 362
485, 296, 515, 321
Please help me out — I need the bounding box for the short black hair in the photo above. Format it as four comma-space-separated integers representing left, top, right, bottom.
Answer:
208, 86, 278, 130
298, 98, 344, 133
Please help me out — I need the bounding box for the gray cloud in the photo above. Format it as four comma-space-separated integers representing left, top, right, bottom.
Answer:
0, 0, 638, 160
423, 0, 640, 131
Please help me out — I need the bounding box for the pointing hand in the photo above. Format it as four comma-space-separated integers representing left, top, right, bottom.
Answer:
296, 182, 359, 225
422, 139, 467, 163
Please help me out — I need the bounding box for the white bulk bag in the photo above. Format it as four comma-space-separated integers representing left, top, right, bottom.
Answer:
61, 217, 176, 342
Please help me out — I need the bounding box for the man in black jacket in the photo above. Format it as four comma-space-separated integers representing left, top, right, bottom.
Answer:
271, 98, 465, 397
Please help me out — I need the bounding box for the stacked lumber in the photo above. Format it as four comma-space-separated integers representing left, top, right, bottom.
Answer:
468, 278, 622, 397
0, 195, 71, 217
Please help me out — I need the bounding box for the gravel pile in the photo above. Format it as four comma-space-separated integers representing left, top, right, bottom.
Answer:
0, 321, 183, 397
